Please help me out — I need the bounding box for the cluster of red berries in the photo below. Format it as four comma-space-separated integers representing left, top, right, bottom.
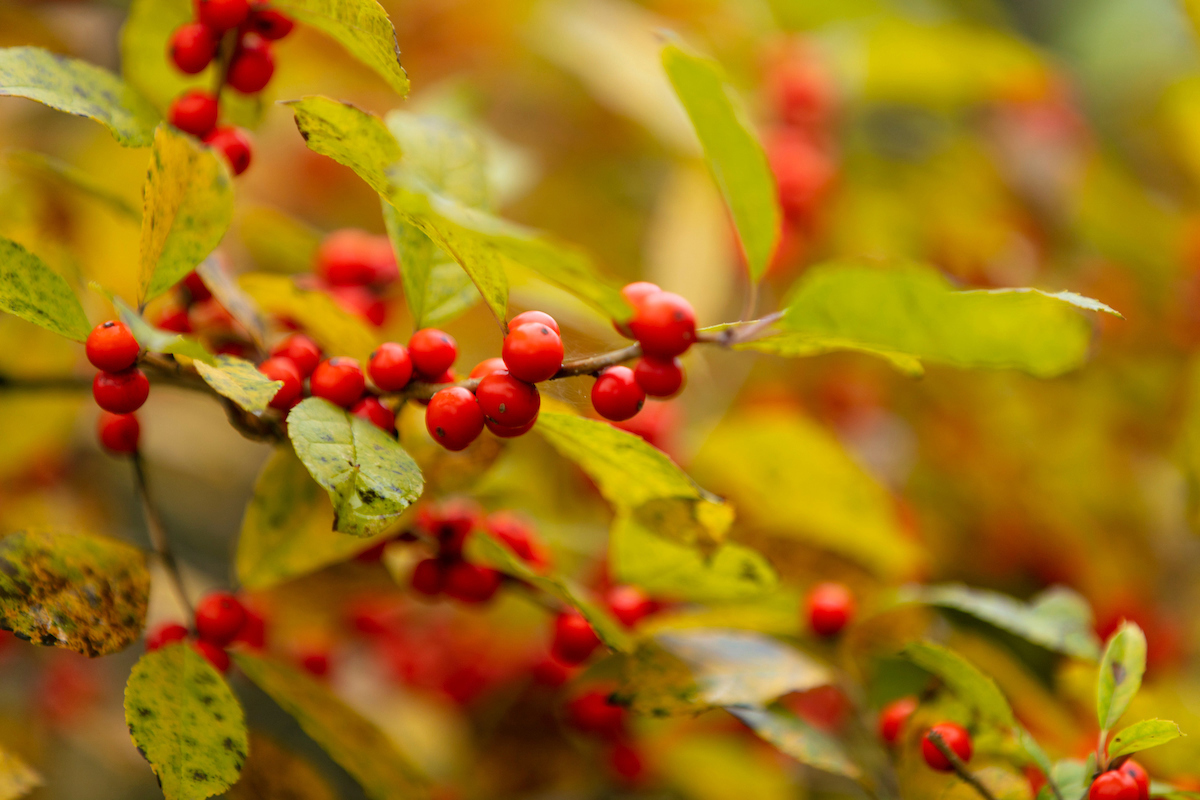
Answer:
565, 687, 645, 783
145, 591, 264, 673
88, 320, 148, 455
167, 0, 295, 173
1090, 762, 1151, 800
804, 581, 855, 637
152, 269, 256, 357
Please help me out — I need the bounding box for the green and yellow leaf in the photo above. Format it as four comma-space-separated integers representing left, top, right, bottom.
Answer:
1107, 718, 1183, 759
0, 236, 90, 341
194, 354, 281, 415
1097, 621, 1148, 730
239, 272, 378, 364
728, 707, 861, 779
903, 641, 1015, 727
0, 745, 41, 800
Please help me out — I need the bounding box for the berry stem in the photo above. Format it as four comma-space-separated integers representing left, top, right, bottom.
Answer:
132, 453, 195, 618
926, 731, 997, 800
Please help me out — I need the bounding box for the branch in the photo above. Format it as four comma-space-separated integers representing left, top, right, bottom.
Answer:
131, 453, 194, 619
926, 731, 997, 800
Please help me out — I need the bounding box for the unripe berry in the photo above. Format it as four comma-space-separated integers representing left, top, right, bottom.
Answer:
425, 387, 484, 451
145, 622, 188, 652
1120, 762, 1150, 800
204, 127, 253, 175
410, 558, 445, 596
878, 696, 918, 746
551, 610, 601, 665
806, 581, 854, 637
168, 90, 219, 138
226, 34, 274, 94
246, 7, 294, 39
633, 356, 684, 397
271, 334, 321, 377
351, 396, 395, 434
469, 358, 507, 380
368, 342, 413, 391
195, 593, 247, 646
196, 0, 250, 31
409, 328, 457, 377
591, 366, 644, 421
921, 722, 972, 772
475, 371, 540, 428
566, 689, 626, 738
509, 310, 559, 334
98, 411, 140, 454
443, 562, 502, 603
93, 368, 150, 414
629, 291, 696, 357
485, 416, 537, 438
168, 23, 218, 74
502, 323, 563, 383
257, 356, 302, 410
310, 357, 365, 408
1089, 771, 1140, 800
193, 639, 230, 672
86, 320, 140, 372
605, 586, 653, 628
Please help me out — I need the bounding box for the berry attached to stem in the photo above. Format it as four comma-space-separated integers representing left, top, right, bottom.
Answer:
921, 723, 973, 772
194, 593, 247, 646
257, 356, 302, 410
168, 23, 218, 74
409, 329, 458, 378
591, 366, 644, 422
204, 127, 253, 175
368, 342, 413, 391
168, 90, 220, 138
476, 371, 540, 428
93, 368, 150, 414
86, 320, 140, 372
502, 322, 563, 383
425, 387, 485, 451
98, 411, 140, 454
310, 357, 366, 408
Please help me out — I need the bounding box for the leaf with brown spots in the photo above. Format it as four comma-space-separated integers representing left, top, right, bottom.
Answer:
0, 529, 149, 656
0, 237, 91, 342
124, 643, 248, 800
225, 733, 337, 800
194, 354, 283, 415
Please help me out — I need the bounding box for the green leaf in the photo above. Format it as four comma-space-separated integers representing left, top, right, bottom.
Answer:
690, 410, 920, 579
0, 529, 149, 657
661, 44, 779, 283
0, 46, 159, 146
1097, 621, 1148, 730
109, 293, 216, 365
0, 236, 90, 341
287, 97, 402, 196
237, 447, 394, 590
1044, 758, 1091, 800
0, 745, 40, 800
124, 644, 248, 800
238, 206, 322, 274
195, 259, 267, 349
422, 262, 481, 327
232, 652, 426, 800
287, 397, 423, 536
903, 641, 1015, 727
466, 532, 632, 653
615, 629, 833, 715
194, 355, 282, 414
139, 125, 234, 306
1017, 727, 1054, 782
384, 110, 490, 208
238, 273, 378, 364
727, 707, 861, 779
1107, 719, 1183, 759
6, 150, 140, 220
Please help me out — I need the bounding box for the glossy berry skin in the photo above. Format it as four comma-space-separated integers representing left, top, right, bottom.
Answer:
878, 696, 918, 745
196, 0, 249, 31
226, 34, 274, 93
806, 581, 855, 637
310, 357, 365, 408
634, 356, 684, 397
257, 356, 302, 410
271, 334, 321, 377
193, 639, 230, 672
921, 723, 973, 772
93, 368, 150, 414
425, 387, 484, 451
351, 396, 395, 434
621, 281, 661, 310
246, 7, 293, 39
502, 323, 563, 383
169, 89, 219, 137
591, 366, 644, 422
551, 610, 601, 665
145, 622, 188, 651
1089, 771, 1140, 800
409, 329, 457, 377
566, 689, 626, 738
509, 310, 559, 334
629, 291, 696, 357
86, 320, 140, 372
195, 593, 247, 646
368, 342, 413, 391
476, 372, 540, 428
469, 358, 507, 380
485, 416, 537, 438
204, 127, 252, 175
98, 412, 140, 454
443, 562, 502, 603
1120, 762, 1150, 800
605, 586, 653, 628
169, 23, 218, 73
411, 558, 445, 596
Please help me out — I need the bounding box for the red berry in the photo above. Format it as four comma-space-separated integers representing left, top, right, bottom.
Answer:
878, 696, 918, 745
310, 357, 365, 408
156, 304, 192, 333
444, 562, 502, 603
1090, 771, 1140, 800
409, 329, 457, 377
226, 34, 274, 93
192, 639, 230, 672
182, 271, 212, 303
605, 586, 653, 628
1120, 762, 1150, 800
418, 501, 480, 555
591, 366, 644, 421
767, 129, 834, 221
502, 323, 563, 383
566, 689, 627, 738
197, 0, 249, 31
629, 291, 696, 357
168, 23, 218, 73
425, 387, 484, 451
509, 310, 559, 334
421, 368, 457, 386
317, 230, 396, 286
271, 334, 321, 377
368, 342, 413, 391
486, 512, 546, 567
189, 297, 234, 331
93, 368, 150, 414
469, 358, 507, 380
145, 622, 188, 652
257, 356, 302, 410
329, 285, 388, 327
531, 655, 574, 686
608, 741, 644, 783
411, 558, 446, 596
204, 127, 253, 175
921, 722, 973, 772
551, 610, 601, 665
621, 282, 661, 310
475, 371, 540, 428
232, 608, 266, 649
484, 416, 537, 438
351, 396, 395, 434
247, 7, 294, 39
806, 582, 854, 637
98, 411, 140, 454
168, 90, 219, 138
87, 320, 140, 372
299, 650, 331, 678
633, 356, 684, 397
195, 593, 247, 646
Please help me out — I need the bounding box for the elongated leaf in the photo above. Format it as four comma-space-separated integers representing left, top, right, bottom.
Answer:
195, 259, 267, 349
124, 644, 247, 800
728, 707, 861, 779
109, 293, 216, 365
238, 447, 394, 590
661, 44, 779, 283
287, 97, 402, 196
0, 46, 159, 146
1107, 719, 1183, 759
139, 125, 234, 305
238, 273, 378, 364
1097, 622, 1148, 730
0, 237, 90, 341
232, 652, 426, 800
0, 529, 149, 656
0, 745, 40, 800
194, 355, 282, 414
423, 262, 480, 327
903, 641, 1015, 727
287, 398, 423, 536
7, 150, 139, 220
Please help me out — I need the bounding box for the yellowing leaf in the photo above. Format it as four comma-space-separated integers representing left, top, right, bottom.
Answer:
0, 745, 40, 800
903, 641, 1015, 727
124, 644, 248, 800
239, 272, 378, 363
0, 46, 160, 146
1097, 621, 1147, 730
193, 355, 281, 414
728, 707, 861, 779
0, 236, 90, 341
1107, 718, 1183, 759
270, 0, 408, 96
195, 259, 267, 349
287, 97, 402, 196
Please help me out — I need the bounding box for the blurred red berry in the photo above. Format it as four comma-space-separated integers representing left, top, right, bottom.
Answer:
633, 356, 684, 398
193, 639, 230, 672
551, 610, 600, 665
878, 696, 918, 745
921, 722, 972, 772
204, 127, 253, 175
351, 396, 395, 434
169, 23, 218, 73
169, 90, 219, 137
271, 334, 321, 377
258, 356, 303, 410
195, 593, 247, 646
806, 582, 854, 637
227, 33, 274, 93
98, 411, 140, 454
146, 622, 188, 651
197, 0, 249, 31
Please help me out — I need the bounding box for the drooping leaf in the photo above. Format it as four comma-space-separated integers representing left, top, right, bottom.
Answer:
384, 110, 490, 208
728, 707, 861, 779
269, 0, 408, 95
237, 447, 394, 590
661, 44, 779, 283
225, 732, 338, 800
124, 644, 248, 800
0, 46, 160, 146
195, 259, 267, 349
902, 641, 1015, 727
287, 398, 423, 536
1097, 621, 1148, 730
139, 125, 234, 305
238, 272, 378, 364
287, 97, 402, 196
109, 293, 216, 365
6, 150, 139, 220
1107, 719, 1183, 759
237, 206, 322, 274
0, 237, 90, 341
0, 746, 40, 800
232, 652, 426, 800
194, 355, 282, 414
0, 529, 149, 657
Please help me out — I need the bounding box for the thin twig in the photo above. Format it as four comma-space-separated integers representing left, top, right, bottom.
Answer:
132, 453, 194, 619
0, 374, 90, 391
927, 731, 997, 800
